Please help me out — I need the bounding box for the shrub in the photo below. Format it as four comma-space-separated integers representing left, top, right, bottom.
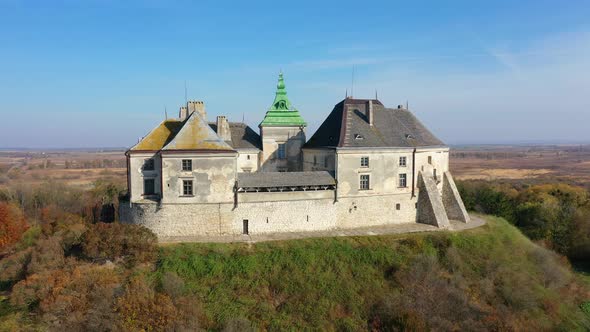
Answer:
371, 254, 487, 331
528, 246, 571, 289
222, 317, 256, 332
116, 275, 177, 331
82, 223, 157, 265
10, 263, 122, 330
27, 236, 65, 274
0, 248, 32, 290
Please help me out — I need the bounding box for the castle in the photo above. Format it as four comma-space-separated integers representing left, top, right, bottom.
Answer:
120, 73, 470, 239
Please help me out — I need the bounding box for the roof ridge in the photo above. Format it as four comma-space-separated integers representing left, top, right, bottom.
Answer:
162, 112, 234, 151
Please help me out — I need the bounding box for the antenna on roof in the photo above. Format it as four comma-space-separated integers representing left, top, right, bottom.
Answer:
242, 112, 245, 123
184, 80, 187, 104
165, 106, 168, 120
351, 65, 355, 98
375, 90, 378, 100
345, 88, 348, 99
406, 100, 409, 110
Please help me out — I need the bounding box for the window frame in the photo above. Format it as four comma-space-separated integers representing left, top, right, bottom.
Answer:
277, 143, 286, 159
182, 179, 194, 196
360, 156, 369, 168
399, 156, 407, 167
399, 173, 407, 188
143, 178, 155, 195
359, 174, 370, 190
181, 159, 192, 171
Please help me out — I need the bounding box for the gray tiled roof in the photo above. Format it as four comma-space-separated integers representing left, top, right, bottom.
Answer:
304, 98, 445, 149
209, 122, 262, 150
238, 171, 336, 188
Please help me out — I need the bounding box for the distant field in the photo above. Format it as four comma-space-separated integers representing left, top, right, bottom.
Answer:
0, 150, 126, 189
1, 144, 589, 189
451, 144, 590, 186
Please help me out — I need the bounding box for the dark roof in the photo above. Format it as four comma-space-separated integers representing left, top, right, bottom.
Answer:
304, 98, 445, 149
209, 122, 262, 150
237, 171, 336, 188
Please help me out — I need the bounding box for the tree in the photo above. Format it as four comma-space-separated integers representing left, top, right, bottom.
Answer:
0, 202, 28, 251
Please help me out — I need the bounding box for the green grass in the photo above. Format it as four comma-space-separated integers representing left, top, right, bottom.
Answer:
155, 216, 590, 331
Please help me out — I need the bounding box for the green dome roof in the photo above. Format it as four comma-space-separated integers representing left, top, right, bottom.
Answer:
259, 72, 307, 127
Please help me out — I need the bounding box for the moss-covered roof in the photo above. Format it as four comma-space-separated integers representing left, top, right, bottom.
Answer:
130, 119, 184, 151
162, 112, 234, 151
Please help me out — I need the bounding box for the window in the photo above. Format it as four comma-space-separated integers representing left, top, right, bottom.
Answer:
433, 169, 437, 180
428, 156, 432, 165
143, 159, 155, 171
182, 180, 193, 196
399, 156, 407, 167
313, 155, 317, 165
243, 220, 249, 235
247, 155, 251, 160
360, 174, 370, 190
399, 173, 407, 188
278, 143, 286, 159
143, 178, 155, 195
360, 156, 369, 167
182, 159, 192, 171
396, 203, 401, 210
324, 156, 328, 168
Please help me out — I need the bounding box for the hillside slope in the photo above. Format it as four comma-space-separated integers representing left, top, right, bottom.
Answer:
156, 216, 590, 331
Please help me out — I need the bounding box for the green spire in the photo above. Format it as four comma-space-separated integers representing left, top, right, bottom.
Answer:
260, 72, 307, 127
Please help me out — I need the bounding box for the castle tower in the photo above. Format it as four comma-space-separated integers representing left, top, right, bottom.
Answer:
259, 72, 307, 172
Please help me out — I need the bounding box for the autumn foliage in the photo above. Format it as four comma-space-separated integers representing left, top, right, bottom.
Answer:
0, 202, 28, 251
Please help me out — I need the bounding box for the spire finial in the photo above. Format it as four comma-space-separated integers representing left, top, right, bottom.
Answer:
268, 71, 291, 111
277, 71, 286, 90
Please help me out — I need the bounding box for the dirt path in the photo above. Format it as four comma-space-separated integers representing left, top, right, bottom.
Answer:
159, 214, 487, 244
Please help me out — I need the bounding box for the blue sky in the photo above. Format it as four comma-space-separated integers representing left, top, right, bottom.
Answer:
1, 0, 589, 148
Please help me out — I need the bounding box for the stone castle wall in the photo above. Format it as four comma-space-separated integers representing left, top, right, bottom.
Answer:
121, 191, 424, 238
120, 171, 465, 239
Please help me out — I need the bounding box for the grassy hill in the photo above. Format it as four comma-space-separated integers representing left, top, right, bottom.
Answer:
155, 216, 590, 331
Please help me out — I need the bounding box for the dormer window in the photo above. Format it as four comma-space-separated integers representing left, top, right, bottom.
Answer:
354, 134, 364, 140
405, 134, 414, 140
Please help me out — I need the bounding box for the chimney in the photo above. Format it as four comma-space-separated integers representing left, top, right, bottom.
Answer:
179, 106, 188, 120
368, 100, 374, 126
216, 115, 231, 141
187, 100, 206, 120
